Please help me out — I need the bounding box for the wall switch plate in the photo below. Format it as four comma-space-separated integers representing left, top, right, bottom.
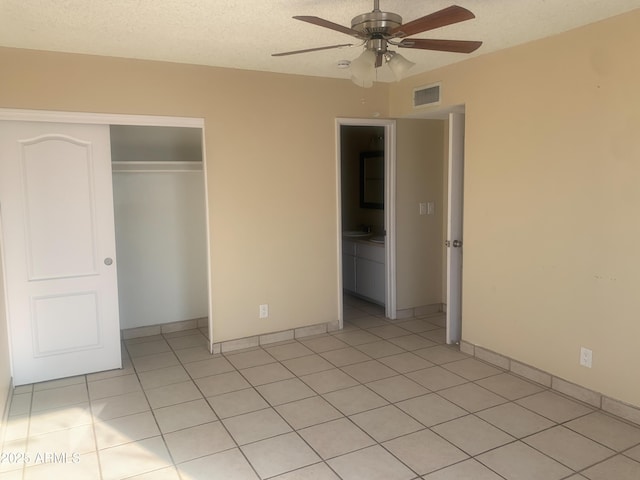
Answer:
580, 347, 593, 368
419, 202, 427, 215
259, 304, 269, 319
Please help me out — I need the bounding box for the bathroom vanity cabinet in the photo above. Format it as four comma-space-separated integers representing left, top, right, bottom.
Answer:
343, 239, 385, 305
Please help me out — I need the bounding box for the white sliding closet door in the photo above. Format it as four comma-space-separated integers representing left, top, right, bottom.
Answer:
0, 121, 121, 385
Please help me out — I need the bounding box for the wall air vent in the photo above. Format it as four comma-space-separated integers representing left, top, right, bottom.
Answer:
413, 83, 441, 108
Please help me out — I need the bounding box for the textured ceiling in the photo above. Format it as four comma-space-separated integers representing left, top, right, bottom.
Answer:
1, 0, 639, 83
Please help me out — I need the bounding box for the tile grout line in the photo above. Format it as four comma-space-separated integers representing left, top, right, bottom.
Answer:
120, 336, 184, 478
204, 308, 438, 478
426, 368, 629, 477
218, 308, 458, 479
128, 326, 636, 480
335, 303, 481, 479
344, 307, 610, 479
220, 340, 355, 478
160, 330, 265, 480
85, 374, 106, 480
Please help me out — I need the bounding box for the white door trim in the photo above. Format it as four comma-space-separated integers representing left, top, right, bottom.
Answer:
0, 108, 214, 350
335, 118, 397, 325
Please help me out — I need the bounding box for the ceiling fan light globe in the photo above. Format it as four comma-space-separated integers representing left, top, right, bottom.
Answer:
387, 53, 415, 81
350, 49, 377, 87
351, 50, 376, 73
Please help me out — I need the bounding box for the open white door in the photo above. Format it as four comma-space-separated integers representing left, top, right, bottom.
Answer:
446, 113, 465, 344
0, 121, 121, 385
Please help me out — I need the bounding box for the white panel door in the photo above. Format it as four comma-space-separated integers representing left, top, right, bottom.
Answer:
446, 113, 465, 344
0, 121, 121, 385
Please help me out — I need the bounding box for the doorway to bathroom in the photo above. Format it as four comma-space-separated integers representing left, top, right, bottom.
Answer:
337, 118, 397, 327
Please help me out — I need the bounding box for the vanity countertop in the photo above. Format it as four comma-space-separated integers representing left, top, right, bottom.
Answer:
342, 234, 385, 246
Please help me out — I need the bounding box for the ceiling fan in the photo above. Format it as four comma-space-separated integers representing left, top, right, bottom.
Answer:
272, 1, 482, 87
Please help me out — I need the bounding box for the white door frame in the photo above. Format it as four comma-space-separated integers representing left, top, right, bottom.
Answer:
0, 108, 215, 350
335, 118, 397, 326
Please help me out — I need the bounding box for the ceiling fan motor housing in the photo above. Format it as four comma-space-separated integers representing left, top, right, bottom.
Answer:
351, 11, 402, 37
351, 10, 402, 54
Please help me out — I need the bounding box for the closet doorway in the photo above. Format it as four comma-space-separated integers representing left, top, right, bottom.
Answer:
111, 125, 208, 335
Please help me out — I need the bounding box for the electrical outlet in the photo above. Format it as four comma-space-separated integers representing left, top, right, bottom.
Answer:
259, 304, 269, 319
580, 347, 593, 368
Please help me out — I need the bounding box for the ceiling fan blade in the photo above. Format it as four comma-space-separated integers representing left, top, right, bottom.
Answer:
398, 38, 482, 54
390, 5, 476, 38
293, 16, 362, 38
272, 43, 354, 57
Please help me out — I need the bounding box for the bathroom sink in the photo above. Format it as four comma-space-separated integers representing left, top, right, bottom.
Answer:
370, 236, 385, 244
343, 231, 370, 237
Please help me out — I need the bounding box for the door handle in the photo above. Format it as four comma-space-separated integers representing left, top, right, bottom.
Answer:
452, 240, 463, 248
104, 257, 113, 266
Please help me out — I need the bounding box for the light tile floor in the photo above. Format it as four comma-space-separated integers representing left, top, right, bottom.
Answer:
2, 295, 640, 479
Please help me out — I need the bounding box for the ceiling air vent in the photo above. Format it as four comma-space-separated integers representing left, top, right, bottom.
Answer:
413, 83, 441, 108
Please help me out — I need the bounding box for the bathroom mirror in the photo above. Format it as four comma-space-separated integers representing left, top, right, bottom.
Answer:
359, 150, 384, 209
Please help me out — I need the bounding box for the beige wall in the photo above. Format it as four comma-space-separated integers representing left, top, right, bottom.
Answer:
0, 47, 389, 342
396, 119, 445, 310
391, 9, 640, 407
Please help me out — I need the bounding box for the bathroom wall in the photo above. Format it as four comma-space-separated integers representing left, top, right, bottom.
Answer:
111, 126, 208, 329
